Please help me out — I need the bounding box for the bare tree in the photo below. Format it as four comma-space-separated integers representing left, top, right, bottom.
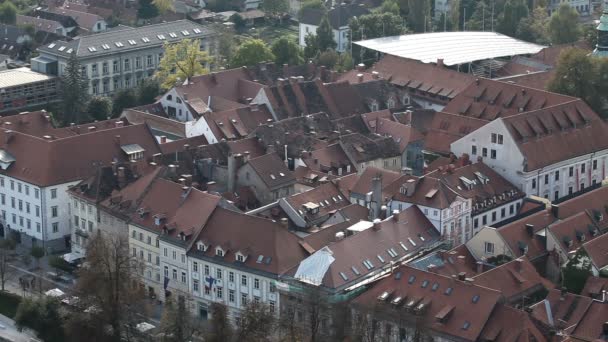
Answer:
207, 302, 233, 342
237, 301, 276, 342
159, 295, 201, 342
74, 232, 146, 342
0, 238, 15, 292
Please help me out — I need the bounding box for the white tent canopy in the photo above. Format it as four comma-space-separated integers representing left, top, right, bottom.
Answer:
354, 32, 545, 66
45, 288, 65, 297
294, 247, 335, 286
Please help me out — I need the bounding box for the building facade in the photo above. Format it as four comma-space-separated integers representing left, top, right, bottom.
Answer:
31, 20, 217, 96
0, 68, 59, 114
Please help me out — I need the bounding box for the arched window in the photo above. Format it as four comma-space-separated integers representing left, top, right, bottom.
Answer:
167, 94, 173, 101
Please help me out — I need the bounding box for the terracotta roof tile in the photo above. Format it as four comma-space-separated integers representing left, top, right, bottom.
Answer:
479, 305, 547, 342
472, 257, 546, 302
246, 153, 295, 190
581, 276, 608, 299
424, 111, 487, 155
530, 289, 593, 333
581, 233, 608, 271
570, 301, 608, 341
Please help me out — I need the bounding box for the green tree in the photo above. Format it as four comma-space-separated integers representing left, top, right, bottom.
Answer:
299, 0, 326, 20
261, 0, 288, 21
137, 78, 161, 105
548, 48, 602, 115
14, 297, 65, 342
316, 15, 337, 52
230, 13, 246, 32
206, 303, 232, 342
377, 0, 400, 15
407, 0, 431, 32
497, 0, 529, 36
582, 23, 598, 49
271, 37, 304, 65
216, 29, 236, 67
466, 0, 493, 31
237, 302, 276, 342
0, 1, 17, 25
152, 0, 173, 14
317, 48, 339, 69
137, 0, 159, 19
30, 246, 44, 270
561, 249, 592, 294
548, 4, 581, 44
60, 52, 89, 125
87, 97, 113, 121
349, 12, 406, 64
230, 39, 275, 67
156, 39, 210, 89
516, 6, 549, 44
112, 89, 138, 116
303, 32, 320, 59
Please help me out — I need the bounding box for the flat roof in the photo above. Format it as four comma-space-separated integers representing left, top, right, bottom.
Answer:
0, 67, 56, 89
354, 32, 545, 66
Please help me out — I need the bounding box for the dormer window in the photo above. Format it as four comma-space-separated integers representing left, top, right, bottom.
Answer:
196, 241, 208, 252
153, 214, 166, 226
216, 247, 224, 257
236, 252, 248, 263
121, 144, 145, 161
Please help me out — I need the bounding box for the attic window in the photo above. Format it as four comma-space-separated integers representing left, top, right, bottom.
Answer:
387, 248, 398, 258
128, 39, 137, 45
121, 144, 145, 161
431, 282, 439, 291
157, 34, 166, 40
101, 44, 110, 50
169, 32, 178, 38
193, 28, 201, 34
196, 241, 207, 252
114, 41, 124, 47
0, 149, 16, 169
58, 46, 66, 51
216, 247, 224, 257
421, 280, 429, 288
444, 287, 453, 296
256, 255, 264, 263
472, 295, 480, 303
88, 46, 97, 52
408, 275, 416, 284
181, 30, 190, 36
351, 266, 360, 275
399, 241, 409, 252
236, 254, 246, 262
339, 272, 348, 281
362, 259, 374, 270
462, 321, 471, 330
142, 37, 150, 42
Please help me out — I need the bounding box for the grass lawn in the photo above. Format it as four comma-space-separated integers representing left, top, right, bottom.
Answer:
238, 23, 299, 44
0, 291, 22, 318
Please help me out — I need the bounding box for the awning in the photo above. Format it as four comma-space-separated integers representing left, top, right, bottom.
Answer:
62, 251, 84, 263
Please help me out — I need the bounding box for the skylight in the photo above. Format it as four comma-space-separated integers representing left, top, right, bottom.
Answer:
193, 28, 201, 33
339, 272, 348, 281
387, 248, 398, 258
115, 42, 124, 47
58, 46, 66, 51
270, 174, 276, 180
421, 280, 429, 288
157, 34, 166, 40
66, 48, 73, 53
128, 39, 137, 45
408, 238, 417, 247
445, 287, 453, 296
363, 259, 374, 270
431, 282, 439, 291
472, 295, 480, 303
142, 37, 150, 42
256, 255, 264, 263
377, 255, 385, 263
462, 321, 471, 330
48, 43, 56, 48
351, 266, 360, 275
88, 46, 97, 52
182, 30, 190, 36
169, 32, 178, 38
408, 275, 416, 284
399, 241, 409, 251
102, 44, 110, 50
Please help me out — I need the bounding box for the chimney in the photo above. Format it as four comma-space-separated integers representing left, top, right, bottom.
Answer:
167, 164, 178, 178
266, 144, 276, 154
88, 126, 96, 132
356, 73, 364, 83
372, 218, 381, 230
370, 174, 383, 220
525, 224, 534, 236
392, 209, 399, 221
457, 272, 466, 281
457, 255, 466, 264
371, 71, 379, 79
206, 181, 218, 192
117, 166, 127, 188
356, 63, 365, 71
476, 261, 483, 274
603, 321, 608, 336
181, 174, 193, 186
160, 136, 167, 144
551, 204, 559, 218
115, 120, 124, 128
437, 58, 444, 67
280, 217, 289, 229
427, 264, 437, 273
183, 144, 190, 151
4, 130, 13, 144
335, 231, 345, 241
182, 186, 189, 196
227, 153, 244, 193
114, 135, 121, 145
183, 93, 188, 101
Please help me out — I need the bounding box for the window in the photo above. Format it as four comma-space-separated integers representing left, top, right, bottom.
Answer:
147, 253, 151, 262
34, 188, 39, 199
11, 197, 15, 209
181, 254, 185, 263
204, 286, 210, 295
554, 191, 559, 200
501, 208, 505, 218
147, 55, 153, 66
181, 271, 186, 283
237, 254, 244, 262
0, 194, 4, 205
555, 171, 559, 181
217, 287, 223, 299
491, 212, 496, 221
17, 183, 21, 193
52, 222, 58, 233
581, 163, 586, 173
50, 188, 57, 199
485, 242, 495, 254
509, 204, 514, 214
229, 290, 235, 302
254, 278, 260, 289
471, 145, 477, 155
241, 275, 247, 286
132, 247, 136, 257
482, 148, 487, 157
229, 271, 234, 282
482, 215, 487, 225
36, 223, 40, 232
532, 179, 536, 189
193, 279, 199, 292
18, 200, 22, 211
490, 149, 496, 159
269, 282, 276, 293
172, 250, 176, 260
497, 134, 503, 144
544, 174, 549, 185
216, 269, 222, 279
204, 265, 209, 275
164, 266, 169, 277
163, 248, 167, 257
193, 262, 198, 272
241, 293, 248, 306
51, 206, 58, 217
172, 269, 177, 280
25, 203, 30, 213
135, 56, 141, 69
269, 301, 275, 313
569, 186, 573, 195
124, 58, 130, 71
491, 133, 497, 143
593, 160, 598, 170
147, 236, 151, 245
75, 216, 79, 227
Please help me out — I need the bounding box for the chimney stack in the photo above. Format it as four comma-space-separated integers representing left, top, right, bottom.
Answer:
371, 71, 379, 79
515, 258, 523, 272
457, 272, 466, 281
357, 73, 364, 83
115, 121, 124, 128
437, 58, 444, 67
551, 204, 559, 218
160, 136, 167, 144
525, 224, 534, 236
117, 166, 127, 188
356, 63, 365, 71
476, 261, 483, 274
280, 217, 289, 229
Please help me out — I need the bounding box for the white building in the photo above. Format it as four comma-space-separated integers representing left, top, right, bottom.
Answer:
451, 99, 608, 202
0, 112, 161, 252
31, 20, 217, 96
298, 4, 369, 53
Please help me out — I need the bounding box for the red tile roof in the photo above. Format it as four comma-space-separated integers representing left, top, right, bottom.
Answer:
283, 182, 349, 226
548, 211, 600, 253
443, 78, 575, 120
582, 233, 608, 272
372, 118, 424, 152
502, 100, 608, 171
472, 257, 547, 302
351, 264, 502, 342
479, 305, 547, 342
580, 276, 608, 299
301, 143, 354, 175
570, 301, 608, 341
202, 105, 273, 141
530, 289, 593, 333
51, 7, 103, 30
246, 153, 295, 190
424, 111, 487, 155
349, 166, 401, 197
191, 207, 307, 275
0, 122, 161, 186
497, 209, 555, 260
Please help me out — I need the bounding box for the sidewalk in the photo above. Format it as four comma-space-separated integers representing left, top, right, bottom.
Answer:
0, 312, 40, 342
